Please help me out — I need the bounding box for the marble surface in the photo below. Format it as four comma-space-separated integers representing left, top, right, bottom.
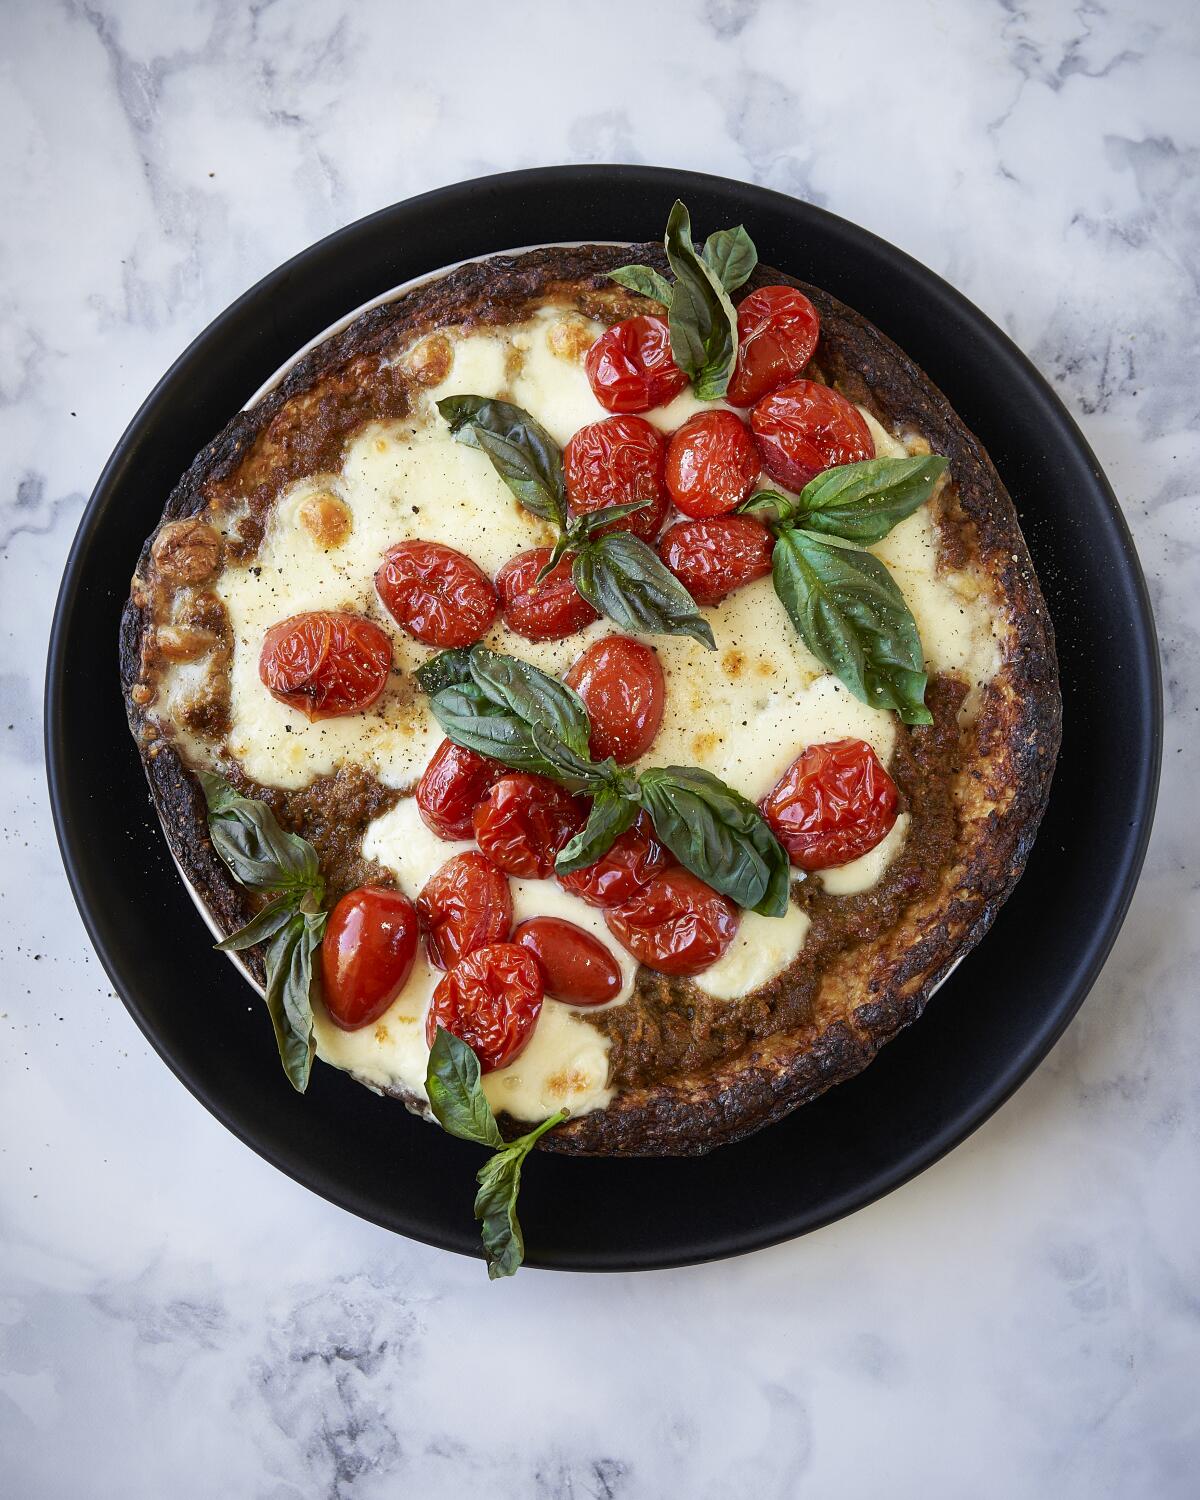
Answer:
2, 0, 1197, 1493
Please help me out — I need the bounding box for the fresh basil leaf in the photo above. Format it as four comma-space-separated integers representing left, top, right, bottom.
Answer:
702, 225, 758, 293
572, 532, 715, 650
262, 913, 316, 1092
555, 787, 640, 875
528, 724, 614, 794
199, 774, 322, 895
533, 531, 572, 585
426, 1027, 504, 1149
664, 200, 739, 401
637, 765, 790, 916
415, 647, 474, 696
437, 395, 566, 527
772, 528, 932, 726
564, 499, 652, 542
474, 1112, 566, 1280
430, 681, 559, 777
607, 264, 673, 304
737, 489, 799, 525
215, 892, 297, 952
794, 456, 949, 544
468, 647, 591, 758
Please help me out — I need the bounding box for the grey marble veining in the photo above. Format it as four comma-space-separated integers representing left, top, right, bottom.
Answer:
2, 1, 1197, 1494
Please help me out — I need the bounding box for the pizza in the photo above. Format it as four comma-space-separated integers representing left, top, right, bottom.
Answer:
120, 202, 1060, 1274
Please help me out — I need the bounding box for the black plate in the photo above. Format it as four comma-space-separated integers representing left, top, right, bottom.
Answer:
46, 167, 1160, 1271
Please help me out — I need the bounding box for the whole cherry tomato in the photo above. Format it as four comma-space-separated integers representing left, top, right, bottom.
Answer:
750, 379, 874, 492
605, 868, 739, 976
585, 315, 689, 414
514, 917, 623, 1006
564, 636, 665, 764
473, 774, 587, 879
564, 416, 670, 540
375, 540, 497, 647
760, 738, 899, 871
664, 410, 760, 518
417, 851, 513, 971
495, 548, 599, 641
415, 740, 504, 841
659, 515, 775, 605
321, 885, 420, 1031
425, 942, 543, 1072
727, 286, 821, 407
557, 812, 671, 907
259, 610, 391, 720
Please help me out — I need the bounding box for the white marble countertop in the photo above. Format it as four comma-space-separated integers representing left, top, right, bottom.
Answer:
3, 1, 1197, 1494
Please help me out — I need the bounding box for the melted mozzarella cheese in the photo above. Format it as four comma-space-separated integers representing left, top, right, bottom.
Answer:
818, 812, 911, 896
693, 904, 812, 1001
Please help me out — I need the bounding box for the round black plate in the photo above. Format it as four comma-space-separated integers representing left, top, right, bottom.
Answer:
46, 167, 1160, 1271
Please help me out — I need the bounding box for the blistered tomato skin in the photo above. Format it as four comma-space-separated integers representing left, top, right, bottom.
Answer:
750, 379, 874, 492
259, 610, 392, 720
564, 416, 670, 540
495, 548, 599, 641
417, 851, 513, 971
664, 411, 761, 519
375, 540, 497, 647
514, 917, 623, 1006
416, 740, 504, 841
659, 516, 775, 605
564, 636, 665, 764
761, 738, 899, 871
473, 774, 587, 879
557, 812, 671, 907
425, 943, 544, 1073
585, 316, 689, 414
727, 286, 821, 407
605, 868, 739, 976
321, 886, 420, 1031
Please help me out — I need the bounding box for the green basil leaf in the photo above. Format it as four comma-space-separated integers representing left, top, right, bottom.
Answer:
474, 1112, 566, 1280
425, 1027, 504, 1149
468, 647, 591, 758
772, 528, 932, 725
607, 264, 673, 304
555, 787, 640, 875
533, 531, 572, 585
528, 724, 614, 794
737, 489, 799, 525
572, 532, 715, 650
794, 456, 949, 544
702, 225, 758, 293
262, 913, 316, 1092
437, 395, 566, 527
564, 499, 652, 543
415, 647, 474, 696
199, 774, 323, 896
215, 892, 298, 952
637, 765, 791, 917
664, 200, 739, 401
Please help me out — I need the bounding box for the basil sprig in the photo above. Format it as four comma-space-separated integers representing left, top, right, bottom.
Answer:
426, 647, 789, 915
426, 1027, 565, 1279
198, 773, 327, 1090
437, 394, 714, 649
740, 455, 948, 544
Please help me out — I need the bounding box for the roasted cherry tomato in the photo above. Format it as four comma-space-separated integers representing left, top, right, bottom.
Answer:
727, 286, 821, 407
321, 885, 420, 1031
416, 740, 504, 841
557, 812, 671, 907
659, 515, 775, 605
417, 851, 513, 971
760, 738, 899, 871
495, 548, 599, 641
564, 636, 665, 764
605, 868, 739, 976
259, 610, 391, 720
473, 773, 586, 879
750, 379, 874, 492
585, 315, 689, 414
514, 917, 623, 1006
425, 942, 543, 1072
564, 416, 670, 540
664, 410, 760, 518
375, 540, 497, 647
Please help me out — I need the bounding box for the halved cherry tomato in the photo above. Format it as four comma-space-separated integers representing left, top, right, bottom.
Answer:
375, 540, 497, 647
585, 315, 689, 414
416, 740, 504, 841
321, 885, 419, 1031
605, 868, 739, 976
514, 917, 623, 1006
259, 610, 391, 720
425, 942, 543, 1072
564, 416, 670, 540
557, 811, 671, 907
495, 548, 599, 641
417, 851, 513, 971
664, 410, 760, 518
564, 636, 665, 764
473, 773, 587, 879
727, 286, 821, 407
750, 379, 874, 492
760, 738, 898, 871
659, 515, 775, 605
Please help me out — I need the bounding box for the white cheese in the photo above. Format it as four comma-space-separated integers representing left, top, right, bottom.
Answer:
818, 811, 911, 896
693, 904, 812, 1002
